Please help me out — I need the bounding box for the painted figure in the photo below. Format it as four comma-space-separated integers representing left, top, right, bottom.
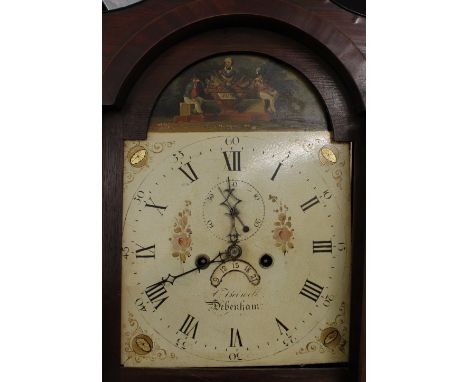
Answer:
252, 70, 278, 113
183, 74, 204, 114
218, 57, 238, 87
213, 57, 250, 96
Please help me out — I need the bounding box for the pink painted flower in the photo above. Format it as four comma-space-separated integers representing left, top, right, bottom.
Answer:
172, 234, 192, 252
273, 227, 293, 242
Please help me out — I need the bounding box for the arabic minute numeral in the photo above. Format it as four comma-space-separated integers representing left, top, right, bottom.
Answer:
323, 294, 334, 307
229, 352, 242, 361
121, 247, 129, 260
133, 190, 145, 203
323, 189, 332, 199
172, 150, 185, 162
135, 298, 147, 311
225, 136, 240, 145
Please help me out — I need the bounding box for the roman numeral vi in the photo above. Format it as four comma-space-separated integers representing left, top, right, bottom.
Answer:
229, 328, 243, 347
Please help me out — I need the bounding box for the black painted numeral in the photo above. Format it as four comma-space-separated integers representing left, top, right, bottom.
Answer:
300, 196, 320, 212
275, 317, 289, 335
178, 314, 199, 339
145, 197, 167, 215
313, 240, 333, 254
271, 162, 282, 181
145, 283, 169, 310
230, 328, 243, 347
223, 151, 241, 171
135, 243, 155, 258
299, 279, 324, 302
178, 162, 198, 182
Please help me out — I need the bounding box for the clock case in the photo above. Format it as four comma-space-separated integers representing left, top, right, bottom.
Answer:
102, 1, 365, 381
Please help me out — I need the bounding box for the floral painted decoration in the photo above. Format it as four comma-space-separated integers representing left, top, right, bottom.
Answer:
270, 195, 294, 254
170, 201, 193, 263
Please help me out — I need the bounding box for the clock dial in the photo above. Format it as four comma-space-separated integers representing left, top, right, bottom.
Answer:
121, 131, 351, 367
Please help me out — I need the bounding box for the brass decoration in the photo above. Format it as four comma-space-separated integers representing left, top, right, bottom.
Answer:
319, 145, 338, 165
320, 327, 341, 349
296, 302, 348, 355
123, 313, 176, 364
170, 201, 193, 263
123, 140, 176, 187
131, 334, 153, 355
323, 149, 347, 190
127, 145, 148, 168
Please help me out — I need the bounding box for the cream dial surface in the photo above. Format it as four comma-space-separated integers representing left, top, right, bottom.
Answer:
121, 131, 351, 367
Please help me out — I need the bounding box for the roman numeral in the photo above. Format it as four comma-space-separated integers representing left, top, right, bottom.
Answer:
275, 317, 289, 335
230, 328, 243, 347
178, 162, 198, 182
135, 243, 155, 258
300, 196, 320, 212
178, 314, 199, 339
313, 240, 333, 254
299, 279, 324, 302
223, 151, 241, 171
145, 283, 169, 310
145, 198, 167, 215
271, 162, 282, 181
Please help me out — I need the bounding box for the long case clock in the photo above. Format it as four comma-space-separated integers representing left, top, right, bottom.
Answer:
103, 1, 365, 381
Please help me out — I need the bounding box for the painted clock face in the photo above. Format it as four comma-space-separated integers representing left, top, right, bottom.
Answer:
121, 54, 352, 367
121, 131, 351, 367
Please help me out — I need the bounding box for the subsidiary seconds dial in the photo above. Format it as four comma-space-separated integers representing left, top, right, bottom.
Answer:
203, 178, 265, 242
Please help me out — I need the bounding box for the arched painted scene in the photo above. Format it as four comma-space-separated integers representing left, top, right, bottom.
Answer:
149, 54, 328, 132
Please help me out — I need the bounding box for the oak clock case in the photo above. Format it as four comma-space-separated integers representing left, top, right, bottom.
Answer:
120, 55, 352, 368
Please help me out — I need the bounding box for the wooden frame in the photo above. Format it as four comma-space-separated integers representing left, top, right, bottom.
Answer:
103, 1, 365, 381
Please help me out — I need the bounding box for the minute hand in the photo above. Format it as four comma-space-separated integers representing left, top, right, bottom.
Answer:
153, 252, 224, 288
